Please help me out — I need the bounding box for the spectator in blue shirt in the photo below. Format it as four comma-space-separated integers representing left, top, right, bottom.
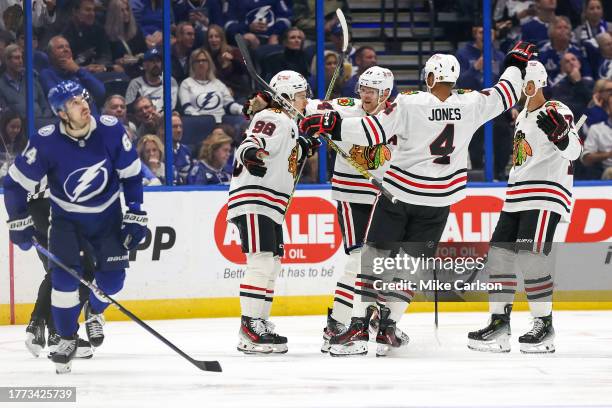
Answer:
39, 35, 106, 114
584, 79, 612, 130
538, 16, 592, 87
521, 0, 557, 46
187, 132, 232, 185
550, 52, 594, 119
157, 111, 193, 185
594, 32, 612, 79
456, 25, 505, 90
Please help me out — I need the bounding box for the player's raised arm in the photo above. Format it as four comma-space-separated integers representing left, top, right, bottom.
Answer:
472, 42, 537, 125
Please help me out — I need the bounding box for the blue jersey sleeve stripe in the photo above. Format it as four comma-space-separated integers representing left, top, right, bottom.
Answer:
117, 159, 142, 179
8, 165, 40, 192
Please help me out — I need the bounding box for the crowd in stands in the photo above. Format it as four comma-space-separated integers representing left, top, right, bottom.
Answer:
1, 0, 612, 185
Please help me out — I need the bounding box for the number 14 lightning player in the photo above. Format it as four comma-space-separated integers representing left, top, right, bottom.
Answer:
3, 81, 148, 373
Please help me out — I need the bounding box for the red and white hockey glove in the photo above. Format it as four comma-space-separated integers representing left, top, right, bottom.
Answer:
242, 147, 269, 177
536, 106, 570, 150
503, 41, 538, 76
300, 111, 342, 141
242, 91, 272, 120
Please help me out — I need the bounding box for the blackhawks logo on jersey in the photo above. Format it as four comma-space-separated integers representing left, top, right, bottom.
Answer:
336, 97, 355, 106
401, 90, 420, 95
288, 145, 299, 177
512, 130, 532, 166
349, 144, 391, 170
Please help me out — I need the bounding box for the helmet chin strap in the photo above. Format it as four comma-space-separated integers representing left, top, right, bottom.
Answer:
522, 85, 538, 118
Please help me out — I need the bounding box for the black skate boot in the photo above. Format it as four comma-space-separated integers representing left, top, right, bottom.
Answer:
84, 301, 105, 348
237, 316, 276, 354
519, 314, 555, 354
329, 308, 375, 357
263, 320, 288, 354
375, 306, 410, 357
51, 334, 78, 374
321, 308, 346, 353
25, 319, 46, 357
467, 305, 512, 353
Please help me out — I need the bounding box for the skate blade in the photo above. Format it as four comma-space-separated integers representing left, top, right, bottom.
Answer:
321, 338, 331, 353
519, 340, 555, 354
467, 336, 511, 353
237, 340, 274, 355
329, 341, 368, 357
271, 344, 288, 354
55, 361, 72, 374
25, 335, 44, 358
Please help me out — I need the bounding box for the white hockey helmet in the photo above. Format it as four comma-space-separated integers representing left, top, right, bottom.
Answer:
269, 70, 310, 100
523, 60, 548, 95
423, 54, 460, 89
358, 66, 394, 98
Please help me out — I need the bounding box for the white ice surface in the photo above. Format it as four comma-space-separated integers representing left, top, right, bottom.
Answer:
1, 311, 612, 408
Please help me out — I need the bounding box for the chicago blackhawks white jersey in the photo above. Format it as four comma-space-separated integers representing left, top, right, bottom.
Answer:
305, 97, 396, 204
503, 100, 582, 221
339, 66, 524, 207
227, 108, 301, 225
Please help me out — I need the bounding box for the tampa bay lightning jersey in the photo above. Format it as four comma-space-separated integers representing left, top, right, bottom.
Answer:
4, 115, 143, 221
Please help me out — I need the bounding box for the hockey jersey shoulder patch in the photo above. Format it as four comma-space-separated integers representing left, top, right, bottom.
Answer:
400, 90, 421, 95
544, 101, 562, 109
456, 89, 473, 94
38, 124, 55, 137
266, 108, 283, 114
336, 97, 355, 106
99, 115, 118, 126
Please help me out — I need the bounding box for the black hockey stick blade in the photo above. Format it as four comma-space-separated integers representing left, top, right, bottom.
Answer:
32, 239, 222, 373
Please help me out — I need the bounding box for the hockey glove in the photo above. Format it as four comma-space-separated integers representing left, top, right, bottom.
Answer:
297, 135, 322, 161
300, 111, 342, 141
242, 147, 269, 177
536, 106, 570, 150
7, 215, 35, 251
503, 41, 538, 76
242, 91, 272, 120
121, 209, 148, 250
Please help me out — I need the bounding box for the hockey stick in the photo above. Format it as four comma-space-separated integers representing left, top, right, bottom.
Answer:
289, 8, 350, 203
32, 239, 222, 373
235, 34, 398, 204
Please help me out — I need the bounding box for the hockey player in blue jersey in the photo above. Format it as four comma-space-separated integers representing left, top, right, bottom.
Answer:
3, 81, 148, 374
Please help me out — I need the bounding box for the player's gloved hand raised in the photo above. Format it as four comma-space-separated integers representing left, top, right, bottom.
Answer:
536, 106, 570, 150
300, 111, 342, 141
7, 215, 35, 251
503, 41, 538, 76
243, 147, 269, 177
242, 91, 272, 120
121, 209, 148, 250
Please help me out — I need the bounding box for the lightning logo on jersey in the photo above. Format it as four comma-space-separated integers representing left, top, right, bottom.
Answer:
64, 159, 109, 203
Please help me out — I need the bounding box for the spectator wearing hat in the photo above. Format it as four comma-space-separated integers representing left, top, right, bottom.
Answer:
125, 48, 178, 112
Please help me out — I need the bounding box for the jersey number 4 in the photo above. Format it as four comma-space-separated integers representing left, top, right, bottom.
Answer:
429, 124, 455, 164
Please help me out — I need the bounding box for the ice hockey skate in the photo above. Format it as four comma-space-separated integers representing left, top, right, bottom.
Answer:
321, 308, 346, 353
468, 305, 512, 353
375, 306, 409, 357
519, 315, 555, 354
48, 333, 94, 360
51, 334, 78, 374
329, 316, 369, 357
237, 316, 276, 354
25, 319, 46, 357
84, 301, 105, 348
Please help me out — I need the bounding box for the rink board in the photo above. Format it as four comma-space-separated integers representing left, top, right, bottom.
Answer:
1, 185, 612, 324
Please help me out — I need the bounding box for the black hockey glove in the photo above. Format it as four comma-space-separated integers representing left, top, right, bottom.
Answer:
121, 209, 148, 250
297, 135, 322, 161
536, 106, 570, 150
242, 91, 272, 120
7, 214, 35, 251
242, 147, 269, 177
503, 41, 538, 77
299, 111, 342, 141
